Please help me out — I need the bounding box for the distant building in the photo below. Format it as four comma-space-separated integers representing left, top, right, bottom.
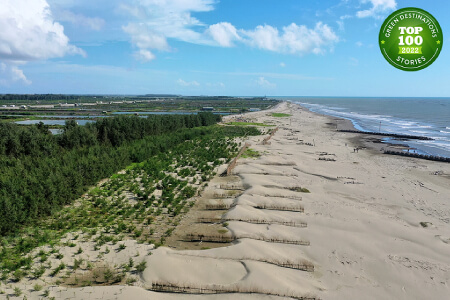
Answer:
202, 107, 214, 111
249, 108, 261, 112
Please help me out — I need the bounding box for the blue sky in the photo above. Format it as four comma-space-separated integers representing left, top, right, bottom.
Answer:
0, 0, 449, 96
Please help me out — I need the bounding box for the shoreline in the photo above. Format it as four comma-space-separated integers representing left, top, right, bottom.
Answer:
293, 102, 450, 161
284, 99, 450, 159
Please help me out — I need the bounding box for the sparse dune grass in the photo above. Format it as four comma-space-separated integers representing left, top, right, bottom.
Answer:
288, 186, 311, 193
227, 122, 275, 127
271, 113, 291, 117
242, 148, 261, 159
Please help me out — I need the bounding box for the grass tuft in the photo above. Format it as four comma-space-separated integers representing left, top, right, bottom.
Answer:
227, 122, 274, 127
241, 148, 260, 159
271, 113, 291, 117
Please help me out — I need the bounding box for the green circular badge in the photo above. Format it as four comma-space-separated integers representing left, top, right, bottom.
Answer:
379, 7, 443, 71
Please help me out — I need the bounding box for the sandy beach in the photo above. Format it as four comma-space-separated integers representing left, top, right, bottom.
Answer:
5, 101, 450, 299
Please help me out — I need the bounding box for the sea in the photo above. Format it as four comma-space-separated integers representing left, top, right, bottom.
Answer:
276, 97, 450, 158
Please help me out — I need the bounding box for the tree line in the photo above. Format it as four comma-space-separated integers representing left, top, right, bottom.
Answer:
0, 113, 221, 235
0, 94, 100, 102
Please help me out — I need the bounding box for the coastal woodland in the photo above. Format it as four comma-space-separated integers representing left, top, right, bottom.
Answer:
0, 113, 241, 235
0, 112, 263, 287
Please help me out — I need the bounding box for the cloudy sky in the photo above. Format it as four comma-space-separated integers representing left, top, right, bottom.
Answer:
0, 0, 449, 96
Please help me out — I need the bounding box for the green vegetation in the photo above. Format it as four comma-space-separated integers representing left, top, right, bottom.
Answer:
241, 148, 260, 159
271, 113, 291, 117
0, 112, 220, 235
227, 122, 274, 127
135, 261, 147, 273
13, 286, 22, 296
420, 222, 430, 228
73, 258, 83, 271
0, 121, 261, 283
0, 95, 279, 115
50, 263, 66, 277
290, 187, 310, 193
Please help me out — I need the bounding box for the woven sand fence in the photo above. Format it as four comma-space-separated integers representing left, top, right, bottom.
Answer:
150, 281, 320, 300
262, 127, 279, 145
197, 217, 307, 228
226, 142, 251, 176
183, 233, 234, 243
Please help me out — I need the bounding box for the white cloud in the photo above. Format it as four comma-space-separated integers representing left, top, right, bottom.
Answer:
56, 9, 105, 31
280, 62, 286, 67
243, 25, 280, 52
122, 0, 339, 61
336, 15, 352, 31
242, 22, 338, 55
134, 49, 156, 62
122, 0, 215, 59
0, 62, 31, 85
356, 41, 363, 47
0, 0, 85, 61
255, 77, 276, 88
340, 14, 352, 20
0, 0, 85, 84
177, 79, 200, 87
356, 0, 396, 18
123, 23, 170, 51
207, 22, 240, 47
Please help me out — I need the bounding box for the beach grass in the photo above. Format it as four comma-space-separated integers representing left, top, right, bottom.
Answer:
228, 122, 274, 127
241, 148, 261, 159
271, 113, 291, 117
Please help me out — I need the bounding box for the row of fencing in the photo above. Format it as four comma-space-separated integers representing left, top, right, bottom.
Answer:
384, 150, 450, 163
262, 127, 279, 145
225, 127, 280, 176
150, 281, 319, 299
226, 142, 251, 176
337, 129, 433, 140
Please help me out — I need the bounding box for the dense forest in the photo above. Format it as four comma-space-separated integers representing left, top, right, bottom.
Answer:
0, 113, 221, 235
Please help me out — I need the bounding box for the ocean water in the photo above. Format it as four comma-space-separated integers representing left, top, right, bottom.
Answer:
277, 97, 450, 158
